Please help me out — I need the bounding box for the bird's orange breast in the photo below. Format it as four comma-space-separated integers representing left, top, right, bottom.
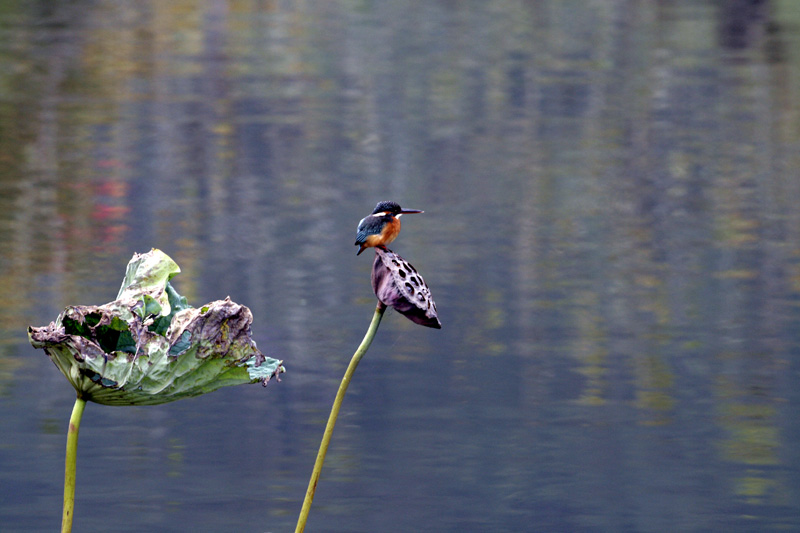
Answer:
379, 217, 401, 245
363, 217, 401, 247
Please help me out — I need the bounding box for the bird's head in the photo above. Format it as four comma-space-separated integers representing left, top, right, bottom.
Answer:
372, 201, 423, 217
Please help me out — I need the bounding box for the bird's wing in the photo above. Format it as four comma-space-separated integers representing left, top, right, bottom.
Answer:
355, 215, 383, 244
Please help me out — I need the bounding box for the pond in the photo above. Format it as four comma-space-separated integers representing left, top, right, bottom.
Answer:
2, 1, 800, 531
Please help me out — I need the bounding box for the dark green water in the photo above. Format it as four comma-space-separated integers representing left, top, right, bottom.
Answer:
2, 1, 800, 531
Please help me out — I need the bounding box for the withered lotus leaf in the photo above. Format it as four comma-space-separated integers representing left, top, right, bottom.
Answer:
28, 249, 283, 405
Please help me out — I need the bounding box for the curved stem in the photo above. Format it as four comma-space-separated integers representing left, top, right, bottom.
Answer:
62, 395, 86, 533
295, 302, 386, 533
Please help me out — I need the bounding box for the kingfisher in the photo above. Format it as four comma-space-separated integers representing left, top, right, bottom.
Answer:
355, 201, 423, 255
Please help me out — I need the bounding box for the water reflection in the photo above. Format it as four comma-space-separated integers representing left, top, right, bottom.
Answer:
2, 1, 800, 531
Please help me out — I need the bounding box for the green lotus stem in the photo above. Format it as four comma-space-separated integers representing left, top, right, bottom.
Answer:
62, 395, 86, 533
295, 302, 386, 533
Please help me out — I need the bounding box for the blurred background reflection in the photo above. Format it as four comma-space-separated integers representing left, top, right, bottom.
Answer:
2, 1, 800, 531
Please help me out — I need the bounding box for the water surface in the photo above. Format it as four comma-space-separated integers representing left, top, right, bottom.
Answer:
2, 1, 800, 531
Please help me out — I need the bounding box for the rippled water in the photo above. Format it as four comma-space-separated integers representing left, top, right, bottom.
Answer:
2, 1, 800, 531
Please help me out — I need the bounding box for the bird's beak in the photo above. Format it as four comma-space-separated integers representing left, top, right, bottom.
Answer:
399, 209, 423, 215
